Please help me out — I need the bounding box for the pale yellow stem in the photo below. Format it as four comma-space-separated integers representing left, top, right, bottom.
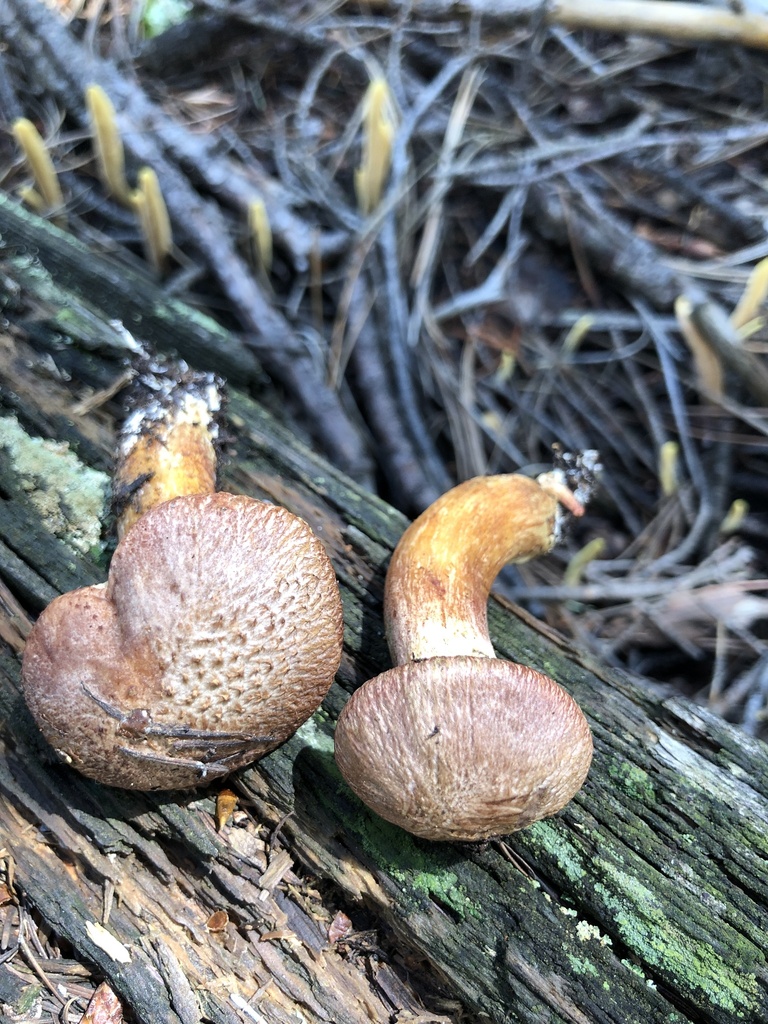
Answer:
731, 258, 768, 332
248, 199, 273, 272
564, 537, 606, 587
355, 78, 395, 216
675, 296, 724, 398
12, 118, 66, 225
132, 167, 172, 273
658, 440, 679, 498
85, 84, 132, 205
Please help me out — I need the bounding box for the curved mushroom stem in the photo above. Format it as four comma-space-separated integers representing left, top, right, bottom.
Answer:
336, 465, 598, 840
113, 360, 222, 539
384, 474, 568, 663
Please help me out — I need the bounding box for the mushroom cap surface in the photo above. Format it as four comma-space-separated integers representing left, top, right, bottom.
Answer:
21, 492, 343, 789
334, 657, 593, 841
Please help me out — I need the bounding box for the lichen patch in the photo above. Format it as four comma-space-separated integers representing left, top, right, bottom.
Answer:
0, 415, 108, 553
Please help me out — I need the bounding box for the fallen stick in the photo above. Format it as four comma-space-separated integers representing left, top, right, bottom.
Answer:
552, 0, 768, 50
368, 0, 768, 50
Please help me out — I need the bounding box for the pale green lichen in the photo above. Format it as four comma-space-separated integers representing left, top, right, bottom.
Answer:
597, 860, 760, 1016
621, 958, 653, 983
378, 834, 479, 917
567, 954, 599, 978
575, 919, 612, 946
393, 861, 480, 919
523, 819, 761, 1017
295, 714, 335, 756
141, 0, 193, 40
14, 984, 43, 1015
525, 819, 588, 884
350, 804, 481, 919
607, 760, 656, 803
0, 416, 108, 554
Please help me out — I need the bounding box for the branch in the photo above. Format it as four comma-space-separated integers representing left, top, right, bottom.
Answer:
365, 0, 768, 50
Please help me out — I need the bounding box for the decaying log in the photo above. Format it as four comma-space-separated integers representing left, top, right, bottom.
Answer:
0, 200, 766, 1024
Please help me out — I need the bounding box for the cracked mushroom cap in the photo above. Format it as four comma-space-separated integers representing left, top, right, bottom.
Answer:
21, 491, 343, 789
334, 657, 593, 841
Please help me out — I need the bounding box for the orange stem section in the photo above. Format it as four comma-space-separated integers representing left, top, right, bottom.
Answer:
114, 386, 219, 539
384, 475, 560, 664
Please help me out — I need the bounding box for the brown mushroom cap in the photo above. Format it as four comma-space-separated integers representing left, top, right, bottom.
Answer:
21, 491, 343, 789
334, 657, 593, 841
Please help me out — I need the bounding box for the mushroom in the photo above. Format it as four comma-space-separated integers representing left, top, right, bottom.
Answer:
334, 469, 596, 841
21, 362, 343, 789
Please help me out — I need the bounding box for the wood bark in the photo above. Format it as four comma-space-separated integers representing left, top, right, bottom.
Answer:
0, 197, 766, 1024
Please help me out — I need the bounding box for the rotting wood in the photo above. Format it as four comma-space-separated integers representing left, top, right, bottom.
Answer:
0, 211, 766, 1024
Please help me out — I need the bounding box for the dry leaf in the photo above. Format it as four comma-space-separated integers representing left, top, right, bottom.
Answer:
663, 583, 768, 631
328, 910, 353, 944
80, 982, 124, 1024
206, 910, 229, 933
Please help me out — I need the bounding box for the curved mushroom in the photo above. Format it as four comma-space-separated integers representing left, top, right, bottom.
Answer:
334, 471, 594, 841
21, 360, 343, 789
22, 492, 343, 789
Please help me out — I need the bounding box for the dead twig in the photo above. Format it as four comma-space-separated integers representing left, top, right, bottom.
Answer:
362, 0, 768, 51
